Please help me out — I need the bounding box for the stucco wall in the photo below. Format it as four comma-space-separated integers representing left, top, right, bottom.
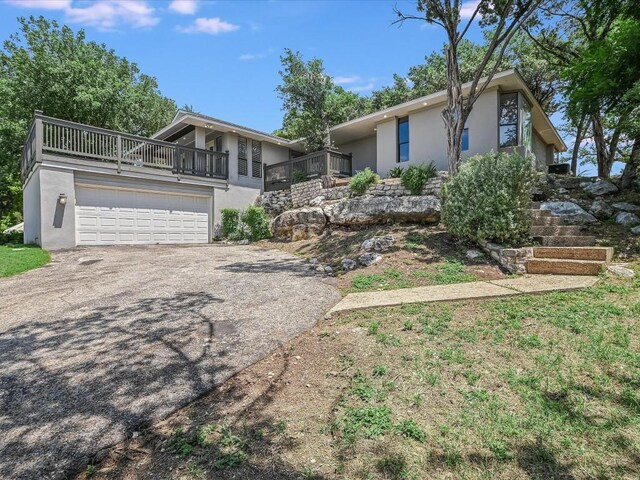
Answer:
532, 129, 554, 168
23, 169, 41, 245
38, 166, 77, 250
213, 184, 261, 227
336, 135, 377, 173
375, 88, 500, 177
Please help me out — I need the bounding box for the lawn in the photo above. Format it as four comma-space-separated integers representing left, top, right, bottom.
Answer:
87, 267, 640, 480
0, 244, 50, 277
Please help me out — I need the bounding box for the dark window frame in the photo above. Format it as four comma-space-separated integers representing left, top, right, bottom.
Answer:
499, 92, 519, 148
251, 140, 262, 178
397, 116, 409, 163
238, 136, 248, 176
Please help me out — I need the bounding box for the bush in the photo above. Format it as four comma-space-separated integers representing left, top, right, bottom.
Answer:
0, 230, 23, 245
388, 166, 404, 178
241, 206, 271, 241
442, 151, 535, 245
292, 169, 308, 184
401, 162, 438, 195
349, 168, 380, 194
221, 208, 241, 238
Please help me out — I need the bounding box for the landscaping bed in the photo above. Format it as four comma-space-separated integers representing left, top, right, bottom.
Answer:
81, 268, 640, 480
0, 244, 50, 277
259, 225, 506, 294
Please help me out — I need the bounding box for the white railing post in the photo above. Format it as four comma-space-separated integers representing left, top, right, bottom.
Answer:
116, 134, 122, 173
34, 110, 43, 164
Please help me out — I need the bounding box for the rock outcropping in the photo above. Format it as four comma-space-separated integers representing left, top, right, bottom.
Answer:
324, 195, 441, 226
271, 207, 327, 241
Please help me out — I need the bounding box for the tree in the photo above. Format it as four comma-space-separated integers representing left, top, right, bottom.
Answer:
395, 0, 544, 174
0, 16, 177, 224
565, 15, 640, 187
275, 49, 370, 151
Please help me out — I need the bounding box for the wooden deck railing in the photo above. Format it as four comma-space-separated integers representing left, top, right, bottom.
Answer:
264, 148, 352, 192
20, 112, 229, 183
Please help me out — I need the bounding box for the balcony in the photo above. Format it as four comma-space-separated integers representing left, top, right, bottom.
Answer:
264, 148, 352, 192
21, 113, 229, 184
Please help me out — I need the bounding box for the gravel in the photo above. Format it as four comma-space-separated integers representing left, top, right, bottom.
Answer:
0, 244, 340, 480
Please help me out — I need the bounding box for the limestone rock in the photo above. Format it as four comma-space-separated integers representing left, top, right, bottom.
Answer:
583, 179, 618, 196
309, 195, 327, 207
324, 265, 334, 274
612, 202, 640, 213
271, 207, 327, 240
361, 235, 395, 252
341, 258, 357, 271
631, 225, 640, 235
323, 195, 440, 226
607, 265, 635, 278
358, 252, 383, 267
540, 202, 597, 225
615, 211, 640, 226
466, 249, 483, 260
589, 198, 614, 219
2, 222, 23, 234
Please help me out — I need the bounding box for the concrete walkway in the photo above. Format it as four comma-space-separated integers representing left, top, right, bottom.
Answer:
329, 275, 599, 316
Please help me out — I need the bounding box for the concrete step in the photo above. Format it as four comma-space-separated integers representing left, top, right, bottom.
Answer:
526, 258, 605, 275
533, 246, 613, 262
531, 225, 583, 236
532, 216, 564, 226
533, 235, 597, 247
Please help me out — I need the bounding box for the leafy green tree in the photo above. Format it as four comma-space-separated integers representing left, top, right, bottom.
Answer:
395, 0, 544, 173
275, 49, 370, 151
0, 16, 177, 224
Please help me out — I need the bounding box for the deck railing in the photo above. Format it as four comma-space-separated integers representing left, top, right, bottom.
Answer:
264, 148, 352, 192
20, 113, 229, 183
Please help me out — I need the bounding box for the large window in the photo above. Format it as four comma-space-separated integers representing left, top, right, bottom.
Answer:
238, 136, 248, 176
462, 128, 469, 151
397, 116, 409, 162
499, 92, 519, 148
251, 140, 262, 178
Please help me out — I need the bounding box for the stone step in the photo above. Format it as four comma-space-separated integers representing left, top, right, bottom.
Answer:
531, 216, 564, 226
530, 225, 583, 236
533, 235, 597, 247
526, 258, 605, 275
533, 246, 613, 262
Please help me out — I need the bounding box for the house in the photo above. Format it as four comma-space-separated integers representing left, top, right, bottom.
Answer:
21, 68, 564, 250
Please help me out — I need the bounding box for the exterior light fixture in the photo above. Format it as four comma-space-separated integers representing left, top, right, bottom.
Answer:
58, 193, 68, 205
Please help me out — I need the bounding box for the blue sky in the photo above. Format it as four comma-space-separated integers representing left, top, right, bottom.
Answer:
0, 0, 487, 133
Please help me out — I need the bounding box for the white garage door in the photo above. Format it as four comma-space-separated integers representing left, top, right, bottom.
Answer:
75, 185, 210, 245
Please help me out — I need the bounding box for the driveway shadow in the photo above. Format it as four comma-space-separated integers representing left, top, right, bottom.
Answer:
0, 291, 231, 480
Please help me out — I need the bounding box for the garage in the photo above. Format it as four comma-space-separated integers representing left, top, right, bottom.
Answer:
75, 184, 211, 245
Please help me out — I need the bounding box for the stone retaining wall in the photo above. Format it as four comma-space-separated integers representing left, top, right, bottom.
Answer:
291, 179, 324, 208
256, 189, 292, 216
478, 240, 532, 274
368, 175, 445, 197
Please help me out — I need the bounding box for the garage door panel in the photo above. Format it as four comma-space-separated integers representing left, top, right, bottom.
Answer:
75, 186, 210, 246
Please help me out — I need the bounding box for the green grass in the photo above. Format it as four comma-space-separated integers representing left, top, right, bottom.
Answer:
0, 244, 50, 277
413, 258, 477, 285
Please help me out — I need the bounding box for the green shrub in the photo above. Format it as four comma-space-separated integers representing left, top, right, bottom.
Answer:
349, 167, 380, 194
388, 166, 404, 178
220, 208, 241, 238
401, 162, 438, 195
442, 151, 535, 245
292, 169, 308, 184
0, 230, 23, 245
241, 206, 271, 241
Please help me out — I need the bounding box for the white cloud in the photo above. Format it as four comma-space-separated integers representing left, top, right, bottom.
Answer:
348, 83, 375, 93
6, 0, 160, 30
168, 0, 197, 15
239, 47, 274, 61
334, 75, 360, 85
179, 17, 239, 34
460, 0, 481, 20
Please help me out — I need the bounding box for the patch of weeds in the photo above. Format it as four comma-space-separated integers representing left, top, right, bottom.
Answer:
350, 372, 377, 402
462, 370, 481, 386
419, 371, 440, 386
460, 388, 490, 403
85, 464, 96, 477
352, 273, 385, 291
319, 330, 330, 338
186, 463, 205, 478
213, 450, 246, 470
376, 332, 401, 346
486, 439, 511, 461
372, 364, 388, 377
413, 259, 476, 285
411, 392, 424, 406
403, 319, 414, 331
166, 427, 194, 457
419, 306, 453, 336
212, 423, 248, 471
384, 268, 403, 279
274, 419, 287, 435
440, 346, 466, 364
517, 334, 543, 349
401, 303, 424, 315
339, 354, 355, 370
395, 419, 427, 442
455, 328, 478, 343
193, 423, 216, 447
367, 320, 380, 335
339, 405, 393, 441
404, 232, 427, 251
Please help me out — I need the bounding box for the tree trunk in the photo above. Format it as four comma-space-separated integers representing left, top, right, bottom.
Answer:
592, 114, 612, 178
570, 115, 586, 176
444, 42, 464, 174
619, 138, 640, 190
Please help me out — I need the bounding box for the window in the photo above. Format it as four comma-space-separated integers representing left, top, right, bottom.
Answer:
499, 92, 519, 148
251, 140, 262, 178
238, 136, 248, 176
462, 128, 469, 151
215, 136, 223, 152
397, 116, 409, 162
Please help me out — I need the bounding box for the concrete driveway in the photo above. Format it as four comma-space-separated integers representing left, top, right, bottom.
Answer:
0, 244, 340, 480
